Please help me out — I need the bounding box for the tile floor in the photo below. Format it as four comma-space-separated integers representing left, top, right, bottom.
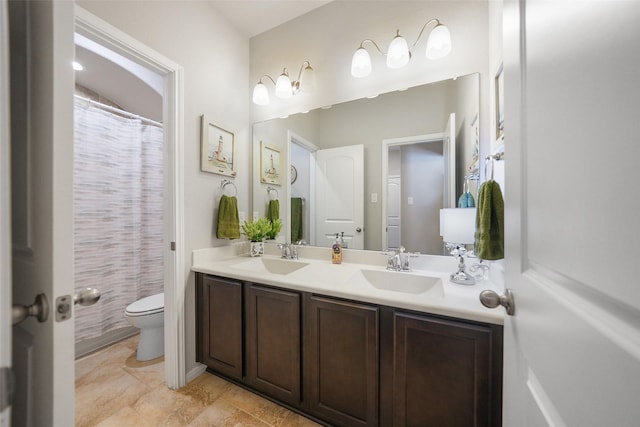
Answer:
75, 335, 322, 426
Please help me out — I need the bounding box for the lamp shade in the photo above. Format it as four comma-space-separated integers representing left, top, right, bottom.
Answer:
252, 82, 270, 106
299, 63, 315, 93
440, 208, 476, 244
351, 47, 372, 78
426, 24, 452, 59
275, 70, 293, 99
386, 34, 410, 69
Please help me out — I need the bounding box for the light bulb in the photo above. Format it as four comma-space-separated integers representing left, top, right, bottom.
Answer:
299, 63, 315, 93
386, 32, 410, 69
252, 82, 269, 105
275, 69, 293, 99
351, 47, 372, 78
426, 24, 452, 59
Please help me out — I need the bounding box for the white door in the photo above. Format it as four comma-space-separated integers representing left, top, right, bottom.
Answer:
442, 113, 456, 208
0, 1, 12, 425
315, 145, 364, 249
7, 1, 76, 425
499, 1, 640, 425
386, 175, 401, 250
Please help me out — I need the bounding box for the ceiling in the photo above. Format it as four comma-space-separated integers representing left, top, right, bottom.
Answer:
208, 0, 332, 38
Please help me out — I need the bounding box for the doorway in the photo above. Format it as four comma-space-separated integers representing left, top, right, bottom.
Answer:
381, 133, 450, 254
75, 7, 185, 389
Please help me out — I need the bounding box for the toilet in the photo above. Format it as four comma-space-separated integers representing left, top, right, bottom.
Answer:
124, 293, 164, 361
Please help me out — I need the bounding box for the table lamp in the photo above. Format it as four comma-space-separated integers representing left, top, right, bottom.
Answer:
440, 208, 476, 285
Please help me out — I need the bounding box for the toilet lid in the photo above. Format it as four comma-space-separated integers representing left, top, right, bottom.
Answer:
126, 293, 164, 314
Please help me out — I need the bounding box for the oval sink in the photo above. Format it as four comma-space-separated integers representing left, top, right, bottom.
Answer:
350, 269, 444, 296
230, 257, 309, 275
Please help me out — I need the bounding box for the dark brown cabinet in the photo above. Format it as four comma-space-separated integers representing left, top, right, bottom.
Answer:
304, 295, 379, 427
245, 284, 301, 407
196, 274, 243, 380
195, 273, 502, 427
390, 311, 503, 427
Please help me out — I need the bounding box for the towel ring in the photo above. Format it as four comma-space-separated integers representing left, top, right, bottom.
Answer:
267, 186, 278, 200
220, 179, 237, 196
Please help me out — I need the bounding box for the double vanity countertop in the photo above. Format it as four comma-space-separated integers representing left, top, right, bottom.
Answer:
192, 242, 504, 325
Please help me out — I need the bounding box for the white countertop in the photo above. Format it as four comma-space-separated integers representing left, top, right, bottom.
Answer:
191, 243, 504, 325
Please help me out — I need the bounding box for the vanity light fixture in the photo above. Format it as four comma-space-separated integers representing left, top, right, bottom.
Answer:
351, 19, 451, 78
252, 61, 315, 106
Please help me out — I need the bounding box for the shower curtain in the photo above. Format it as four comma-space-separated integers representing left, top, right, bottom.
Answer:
73, 100, 164, 342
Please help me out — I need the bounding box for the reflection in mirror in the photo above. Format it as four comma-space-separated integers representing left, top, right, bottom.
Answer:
252, 73, 479, 254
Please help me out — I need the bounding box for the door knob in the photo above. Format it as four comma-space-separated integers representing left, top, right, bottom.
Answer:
74, 288, 101, 306
12, 293, 49, 325
356, 227, 362, 233
479, 289, 515, 316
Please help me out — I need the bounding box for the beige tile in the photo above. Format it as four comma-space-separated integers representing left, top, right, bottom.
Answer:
278, 411, 324, 427
220, 385, 290, 426
177, 371, 233, 405
188, 398, 271, 427
75, 368, 148, 427
94, 405, 155, 427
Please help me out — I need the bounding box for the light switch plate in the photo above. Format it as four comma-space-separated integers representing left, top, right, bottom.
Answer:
408, 197, 414, 205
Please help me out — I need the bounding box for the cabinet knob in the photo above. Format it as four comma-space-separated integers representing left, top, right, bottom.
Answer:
479, 289, 515, 316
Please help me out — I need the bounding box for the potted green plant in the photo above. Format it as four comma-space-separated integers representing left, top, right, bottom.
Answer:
265, 218, 282, 241
242, 217, 271, 256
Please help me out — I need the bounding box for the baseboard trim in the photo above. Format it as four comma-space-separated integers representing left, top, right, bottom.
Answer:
185, 363, 207, 384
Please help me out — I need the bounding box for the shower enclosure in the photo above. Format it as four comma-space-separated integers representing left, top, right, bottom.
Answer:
73, 96, 164, 357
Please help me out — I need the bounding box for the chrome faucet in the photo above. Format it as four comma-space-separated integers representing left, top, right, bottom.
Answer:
277, 243, 298, 260
382, 246, 416, 271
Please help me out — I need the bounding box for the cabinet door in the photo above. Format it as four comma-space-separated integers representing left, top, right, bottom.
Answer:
245, 284, 301, 406
196, 274, 243, 380
393, 312, 502, 427
305, 295, 379, 427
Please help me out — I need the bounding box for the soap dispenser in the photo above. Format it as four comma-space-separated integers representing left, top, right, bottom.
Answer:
332, 233, 343, 264
340, 231, 348, 249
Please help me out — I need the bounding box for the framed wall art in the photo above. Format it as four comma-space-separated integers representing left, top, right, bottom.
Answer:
260, 142, 281, 185
201, 115, 236, 177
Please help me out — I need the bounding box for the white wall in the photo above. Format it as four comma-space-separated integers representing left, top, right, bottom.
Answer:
250, 1, 490, 157
77, 0, 250, 377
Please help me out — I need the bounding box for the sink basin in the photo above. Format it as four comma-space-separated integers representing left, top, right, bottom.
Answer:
230, 257, 309, 275
350, 269, 444, 296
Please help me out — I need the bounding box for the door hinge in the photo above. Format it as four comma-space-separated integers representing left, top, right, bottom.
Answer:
170, 241, 176, 251
0, 366, 14, 412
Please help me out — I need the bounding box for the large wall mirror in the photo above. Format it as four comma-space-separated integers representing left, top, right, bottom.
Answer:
252, 73, 479, 255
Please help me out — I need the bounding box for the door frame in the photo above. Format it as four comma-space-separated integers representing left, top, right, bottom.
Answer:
74, 7, 186, 389
287, 131, 317, 245
380, 133, 445, 251
0, 0, 11, 424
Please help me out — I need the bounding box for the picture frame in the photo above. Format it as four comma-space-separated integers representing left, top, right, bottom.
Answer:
201, 115, 236, 177
494, 63, 504, 141
260, 142, 282, 185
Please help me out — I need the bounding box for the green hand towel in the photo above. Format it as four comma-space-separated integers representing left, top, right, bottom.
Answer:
217, 195, 240, 239
266, 199, 280, 221
475, 181, 504, 260
291, 197, 303, 242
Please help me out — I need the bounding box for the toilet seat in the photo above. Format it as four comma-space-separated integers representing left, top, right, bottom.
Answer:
125, 293, 164, 317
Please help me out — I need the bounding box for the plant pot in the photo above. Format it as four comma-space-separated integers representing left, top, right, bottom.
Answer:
250, 241, 264, 257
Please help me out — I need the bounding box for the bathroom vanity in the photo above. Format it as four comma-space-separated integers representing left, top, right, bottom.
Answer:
192, 244, 503, 427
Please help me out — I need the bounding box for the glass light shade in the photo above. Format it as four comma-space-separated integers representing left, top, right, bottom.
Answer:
299, 64, 315, 93
426, 24, 452, 59
440, 208, 476, 244
275, 71, 293, 99
351, 47, 372, 78
252, 82, 269, 106
386, 34, 410, 69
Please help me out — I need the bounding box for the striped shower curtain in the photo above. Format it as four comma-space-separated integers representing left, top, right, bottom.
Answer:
73, 100, 164, 343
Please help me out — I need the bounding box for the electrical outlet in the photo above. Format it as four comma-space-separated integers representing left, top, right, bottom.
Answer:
408, 197, 414, 205
239, 211, 246, 223
371, 193, 378, 203
253, 211, 259, 220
